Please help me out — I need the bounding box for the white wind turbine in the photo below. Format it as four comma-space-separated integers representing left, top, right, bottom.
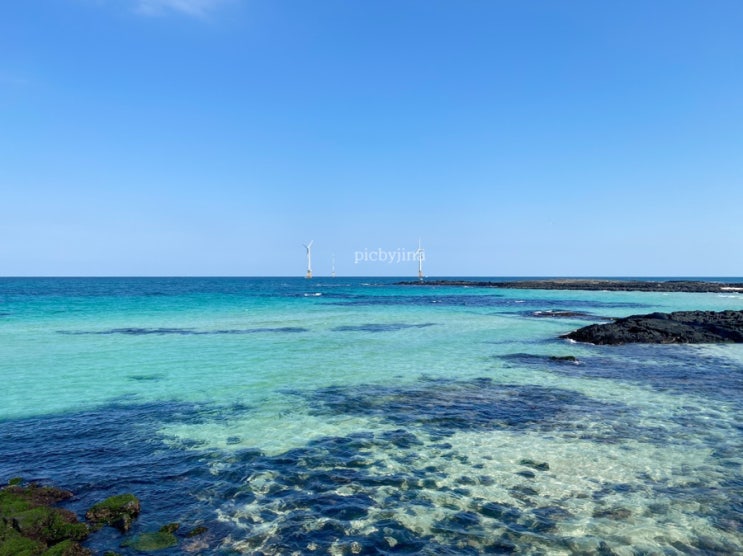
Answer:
303, 240, 313, 279
415, 239, 425, 281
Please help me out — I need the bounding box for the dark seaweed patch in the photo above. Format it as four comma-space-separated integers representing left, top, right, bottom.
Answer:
519, 459, 550, 472
214, 431, 540, 554
302, 377, 632, 441
432, 510, 482, 536
479, 501, 522, 522
327, 294, 505, 308
325, 293, 649, 312
592, 507, 632, 520
332, 322, 437, 333
543, 345, 743, 405
58, 326, 308, 335
63, 327, 198, 335
127, 373, 166, 382
500, 353, 581, 366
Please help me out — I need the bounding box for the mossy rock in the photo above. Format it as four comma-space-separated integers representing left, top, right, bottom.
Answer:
0, 489, 33, 516
186, 525, 207, 538
85, 494, 140, 533
121, 531, 178, 552
1, 485, 74, 520
549, 355, 579, 362
41, 539, 92, 555
158, 523, 179, 534
12, 506, 89, 544
0, 527, 46, 556
0, 483, 89, 556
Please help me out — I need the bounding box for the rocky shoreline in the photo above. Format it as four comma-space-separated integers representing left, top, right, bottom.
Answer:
562, 310, 743, 345
0, 479, 206, 555
398, 279, 743, 293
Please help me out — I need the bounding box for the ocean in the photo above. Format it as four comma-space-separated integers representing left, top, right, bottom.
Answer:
1, 277, 742, 555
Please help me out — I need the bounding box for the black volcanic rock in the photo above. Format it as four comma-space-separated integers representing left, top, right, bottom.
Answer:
398, 279, 743, 293
562, 310, 743, 345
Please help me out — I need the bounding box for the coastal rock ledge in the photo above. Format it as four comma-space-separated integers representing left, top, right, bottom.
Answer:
562, 310, 743, 345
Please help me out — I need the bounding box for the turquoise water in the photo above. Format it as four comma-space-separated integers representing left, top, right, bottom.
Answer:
1, 277, 742, 554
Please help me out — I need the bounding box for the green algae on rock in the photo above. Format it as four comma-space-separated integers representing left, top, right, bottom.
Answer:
85, 494, 140, 533
0, 480, 91, 556
120, 530, 178, 552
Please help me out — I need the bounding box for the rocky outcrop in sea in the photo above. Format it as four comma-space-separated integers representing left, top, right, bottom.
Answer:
562, 310, 743, 345
398, 279, 743, 293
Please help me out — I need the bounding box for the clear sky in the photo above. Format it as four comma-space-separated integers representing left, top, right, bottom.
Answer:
2, 0, 742, 277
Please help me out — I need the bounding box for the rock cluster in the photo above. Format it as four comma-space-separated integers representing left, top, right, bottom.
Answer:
562, 310, 743, 345
1, 479, 207, 554
0, 480, 91, 555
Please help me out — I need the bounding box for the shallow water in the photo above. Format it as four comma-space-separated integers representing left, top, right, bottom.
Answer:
1, 277, 741, 554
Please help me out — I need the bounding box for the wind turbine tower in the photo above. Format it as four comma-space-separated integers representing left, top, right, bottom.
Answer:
415, 239, 425, 282
331, 253, 336, 278
304, 240, 313, 279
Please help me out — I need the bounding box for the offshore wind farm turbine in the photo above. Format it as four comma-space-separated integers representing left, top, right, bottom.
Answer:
415, 239, 425, 282
304, 240, 313, 279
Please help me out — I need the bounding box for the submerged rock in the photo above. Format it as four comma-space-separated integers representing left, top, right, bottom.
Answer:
121, 530, 178, 552
519, 459, 550, 472
479, 501, 521, 523
593, 507, 632, 520
549, 355, 579, 363
186, 525, 208, 537
500, 353, 580, 366
158, 522, 180, 534
530, 310, 596, 318
562, 310, 743, 345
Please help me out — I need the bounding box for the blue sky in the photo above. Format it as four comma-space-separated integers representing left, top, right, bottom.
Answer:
2, 0, 742, 277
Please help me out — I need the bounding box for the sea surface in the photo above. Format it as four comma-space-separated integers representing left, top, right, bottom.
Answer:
1, 277, 742, 555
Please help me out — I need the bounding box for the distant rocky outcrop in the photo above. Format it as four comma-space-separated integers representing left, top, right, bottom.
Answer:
562, 310, 743, 345
398, 279, 743, 293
